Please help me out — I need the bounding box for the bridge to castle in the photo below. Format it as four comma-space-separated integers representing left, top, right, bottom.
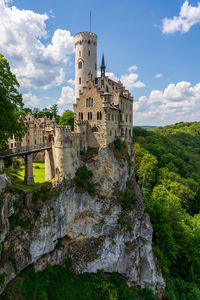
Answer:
0, 143, 52, 185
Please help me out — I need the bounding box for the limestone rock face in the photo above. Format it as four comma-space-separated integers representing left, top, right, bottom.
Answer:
0, 147, 165, 294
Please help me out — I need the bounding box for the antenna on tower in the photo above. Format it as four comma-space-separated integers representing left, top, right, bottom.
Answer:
90, 11, 92, 32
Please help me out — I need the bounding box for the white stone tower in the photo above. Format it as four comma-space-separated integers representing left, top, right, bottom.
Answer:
74, 32, 97, 100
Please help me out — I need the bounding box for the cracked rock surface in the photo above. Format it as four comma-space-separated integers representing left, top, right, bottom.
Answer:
0, 147, 165, 294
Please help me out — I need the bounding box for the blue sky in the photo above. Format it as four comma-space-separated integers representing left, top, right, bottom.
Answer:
0, 0, 200, 125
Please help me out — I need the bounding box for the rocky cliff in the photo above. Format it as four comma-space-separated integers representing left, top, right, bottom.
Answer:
0, 145, 165, 294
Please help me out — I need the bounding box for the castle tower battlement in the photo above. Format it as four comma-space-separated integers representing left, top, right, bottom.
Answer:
74, 32, 97, 100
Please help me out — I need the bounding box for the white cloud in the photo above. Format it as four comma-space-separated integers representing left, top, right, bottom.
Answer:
162, 1, 200, 34
155, 73, 163, 78
134, 81, 200, 125
22, 93, 39, 107
121, 73, 145, 90
0, 0, 74, 90
67, 79, 75, 86
57, 86, 75, 111
128, 65, 138, 72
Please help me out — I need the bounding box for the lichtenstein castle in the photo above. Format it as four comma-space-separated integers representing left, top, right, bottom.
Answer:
37, 31, 134, 181
73, 31, 133, 151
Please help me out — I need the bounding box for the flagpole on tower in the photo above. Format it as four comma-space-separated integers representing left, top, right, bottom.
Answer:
90, 11, 91, 32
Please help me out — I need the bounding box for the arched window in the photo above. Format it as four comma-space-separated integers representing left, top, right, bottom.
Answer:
88, 112, 90, 120
79, 77, 81, 85
89, 97, 91, 106
92, 127, 98, 132
125, 128, 128, 138
91, 98, 93, 107
81, 112, 83, 120
90, 112, 92, 120
88, 40, 90, 44
97, 112, 99, 120
100, 111, 102, 120
78, 62, 82, 69
88, 50, 90, 56
121, 128, 124, 136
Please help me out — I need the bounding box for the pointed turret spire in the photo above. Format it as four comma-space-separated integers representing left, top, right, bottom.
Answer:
101, 52, 106, 78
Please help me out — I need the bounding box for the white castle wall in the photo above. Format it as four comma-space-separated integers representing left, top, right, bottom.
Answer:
74, 32, 97, 100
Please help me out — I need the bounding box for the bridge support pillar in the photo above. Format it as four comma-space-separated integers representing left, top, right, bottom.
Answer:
45, 149, 55, 181
24, 154, 34, 185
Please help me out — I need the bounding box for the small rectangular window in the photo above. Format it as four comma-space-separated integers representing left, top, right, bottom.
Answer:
88, 50, 90, 56
79, 77, 81, 85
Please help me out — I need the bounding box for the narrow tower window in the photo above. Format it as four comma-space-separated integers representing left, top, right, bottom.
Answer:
78, 62, 82, 69
97, 112, 99, 120
79, 77, 81, 85
88, 50, 90, 56
100, 111, 102, 120
90, 112, 92, 120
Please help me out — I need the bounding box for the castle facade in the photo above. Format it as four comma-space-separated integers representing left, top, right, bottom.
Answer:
73, 31, 133, 153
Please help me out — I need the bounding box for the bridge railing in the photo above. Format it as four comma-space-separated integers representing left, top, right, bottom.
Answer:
0, 143, 51, 157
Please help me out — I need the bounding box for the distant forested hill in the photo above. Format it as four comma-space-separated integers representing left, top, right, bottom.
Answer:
134, 125, 158, 130
133, 122, 200, 299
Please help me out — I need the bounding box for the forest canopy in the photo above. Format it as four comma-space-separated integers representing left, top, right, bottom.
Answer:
133, 122, 200, 299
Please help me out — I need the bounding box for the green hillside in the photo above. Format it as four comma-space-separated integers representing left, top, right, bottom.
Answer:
133, 122, 200, 299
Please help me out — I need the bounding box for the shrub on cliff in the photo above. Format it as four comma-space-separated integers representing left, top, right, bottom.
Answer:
73, 166, 95, 196
109, 139, 129, 162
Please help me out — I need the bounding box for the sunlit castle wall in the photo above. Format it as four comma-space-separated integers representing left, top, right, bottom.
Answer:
74, 32, 97, 100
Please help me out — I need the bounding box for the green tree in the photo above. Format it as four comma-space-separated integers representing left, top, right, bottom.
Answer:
137, 153, 158, 199
32, 107, 40, 118
59, 110, 74, 130
50, 104, 58, 116
0, 53, 27, 149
